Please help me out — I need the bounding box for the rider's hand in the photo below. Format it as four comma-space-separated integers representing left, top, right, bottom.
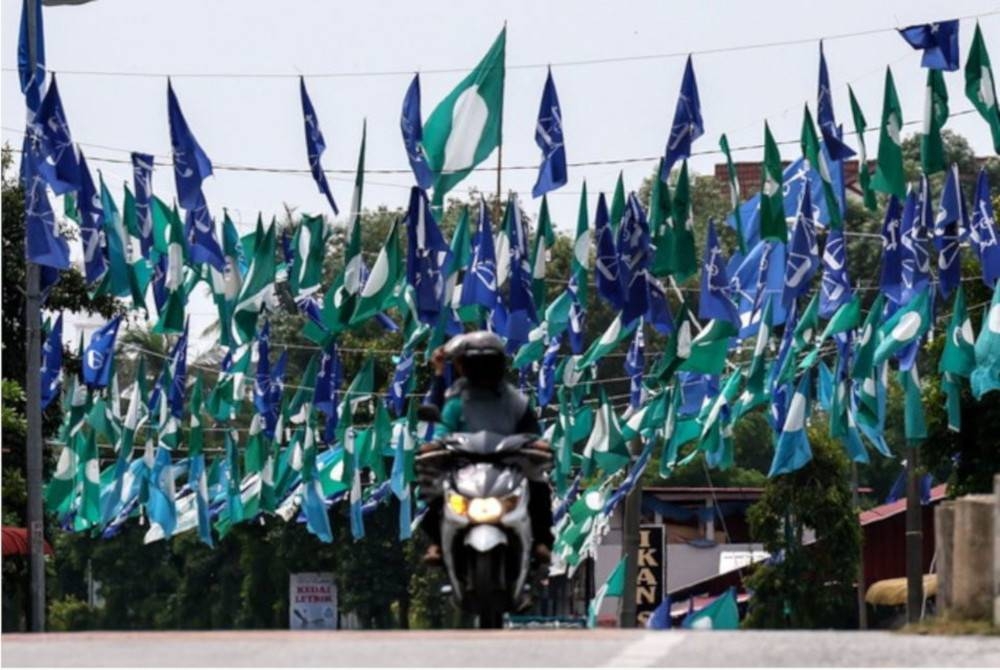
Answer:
430, 346, 447, 376
530, 439, 551, 451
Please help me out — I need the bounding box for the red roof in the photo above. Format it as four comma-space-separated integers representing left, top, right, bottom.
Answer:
859, 484, 949, 526
1, 527, 54, 557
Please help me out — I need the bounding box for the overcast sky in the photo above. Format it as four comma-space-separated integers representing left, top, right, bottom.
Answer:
3, 0, 999, 342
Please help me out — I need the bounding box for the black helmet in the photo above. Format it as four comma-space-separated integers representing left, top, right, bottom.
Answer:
447, 331, 507, 389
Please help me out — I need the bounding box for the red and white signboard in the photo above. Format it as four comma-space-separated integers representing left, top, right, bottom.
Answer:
289, 572, 338, 630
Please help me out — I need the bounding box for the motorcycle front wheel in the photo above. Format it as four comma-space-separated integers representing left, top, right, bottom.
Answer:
471, 548, 506, 629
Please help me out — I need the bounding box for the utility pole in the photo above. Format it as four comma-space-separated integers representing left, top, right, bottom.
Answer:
851, 463, 867, 629
24, 0, 46, 633
618, 437, 642, 627
905, 450, 923, 623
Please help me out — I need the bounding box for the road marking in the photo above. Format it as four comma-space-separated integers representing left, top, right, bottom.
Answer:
602, 631, 686, 667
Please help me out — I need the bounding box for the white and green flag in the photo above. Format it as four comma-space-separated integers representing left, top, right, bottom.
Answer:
424, 29, 506, 203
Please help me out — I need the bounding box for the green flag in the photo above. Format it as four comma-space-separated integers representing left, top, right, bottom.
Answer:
800, 105, 842, 229
350, 219, 402, 326
871, 67, 906, 200
587, 555, 626, 628
152, 197, 189, 335
233, 218, 277, 345
291, 214, 328, 300
424, 28, 506, 202
74, 430, 102, 530
447, 207, 474, 322
852, 294, 885, 381
940, 286, 976, 377
899, 367, 927, 443
848, 85, 878, 211
99, 175, 131, 298
671, 161, 698, 280
965, 23, 1000, 154
922, 69, 950, 175
682, 588, 740, 630
718, 135, 744, 254
576, 314, 637, 371
583, 388, 629, 475
609, 171, 626, 235
649, 159, 676, 275
760, 122, 786, 242
873, 288, 932, 368
971, 279, 1000, 399
344, 121, 367, 298
571, 182, 590, 304
531, 196, 556, 309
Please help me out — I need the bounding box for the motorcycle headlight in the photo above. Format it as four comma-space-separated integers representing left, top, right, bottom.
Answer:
467, 497, 504, 523
446, 493, 468, 516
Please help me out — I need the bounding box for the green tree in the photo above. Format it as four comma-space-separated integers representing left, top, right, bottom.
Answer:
743, 426, 860, 629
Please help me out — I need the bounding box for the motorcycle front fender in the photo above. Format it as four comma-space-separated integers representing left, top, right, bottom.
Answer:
464, 524, 507, 553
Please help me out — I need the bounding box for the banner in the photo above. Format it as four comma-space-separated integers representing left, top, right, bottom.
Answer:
289, 572, 338, 629
635, 525, 666, 626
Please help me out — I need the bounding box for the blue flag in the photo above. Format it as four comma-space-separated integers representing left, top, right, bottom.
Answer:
898, 20, 960, 71
267, 351, 287, 439
625, 325, 646, 410
505, 194, 539, 342
537, 334, 562, 408
817, 42, 855, 160
900, 185, 931, 302
783, 186, 819, 308
699, 219, 740, 327
131, 152, 154, 259
388, 348, 415, 416
184, 191, 226, 271
40, 313, 63, 410
645, 276, 674, 336
936, 164, 967, 298
820, 228, 852, 319
594, 193, 623, 310
619, 193, 651, 325
661, 55, 704, 179
23, 146, 70, 271
647, 596, 673, 630
83, 316, 121, 389
729, 240, 768, 338
879, 195, 904, 304
17, 0, 44, 112
167, 80, 213, 210
166, 326, 189, 420
253, 321, 272, 418
971, 168, 1000, 288
532, 68, 567, 198
32, 76, 82, 194
77, 152, 108, 286
400, 74, 435, 191
405, 187, 453, 325
300, 77, 340, 214
461, 198, 499, 313
151, 250, 168, 312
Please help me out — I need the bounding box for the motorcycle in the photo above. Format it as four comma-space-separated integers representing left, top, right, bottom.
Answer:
415, 416, 552, 629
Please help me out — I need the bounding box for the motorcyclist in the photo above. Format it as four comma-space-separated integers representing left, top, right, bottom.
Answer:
420, 331, 554, 565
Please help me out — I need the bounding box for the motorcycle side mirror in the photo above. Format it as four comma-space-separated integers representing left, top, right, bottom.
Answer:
417, 404, 442, 423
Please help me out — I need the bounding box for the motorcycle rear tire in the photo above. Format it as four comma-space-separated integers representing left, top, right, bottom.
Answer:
472, 549, 506, 629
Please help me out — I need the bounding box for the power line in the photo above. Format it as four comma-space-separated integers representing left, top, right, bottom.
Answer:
1, 109, 981, 181
1, 10, 995, 80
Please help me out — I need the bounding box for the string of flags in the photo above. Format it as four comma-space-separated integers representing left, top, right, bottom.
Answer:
15, 2, 1000, 571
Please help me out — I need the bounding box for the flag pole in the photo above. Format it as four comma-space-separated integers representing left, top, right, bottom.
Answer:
493, 21, 506, 225
851, 462, 867, 629
905, 444, 924, 622
24, 0, 47, 633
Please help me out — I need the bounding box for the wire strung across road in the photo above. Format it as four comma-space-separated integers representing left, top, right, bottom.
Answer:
1, 10, 995, 80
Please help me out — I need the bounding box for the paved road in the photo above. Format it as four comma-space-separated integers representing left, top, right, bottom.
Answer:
3, 629, 999, 667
